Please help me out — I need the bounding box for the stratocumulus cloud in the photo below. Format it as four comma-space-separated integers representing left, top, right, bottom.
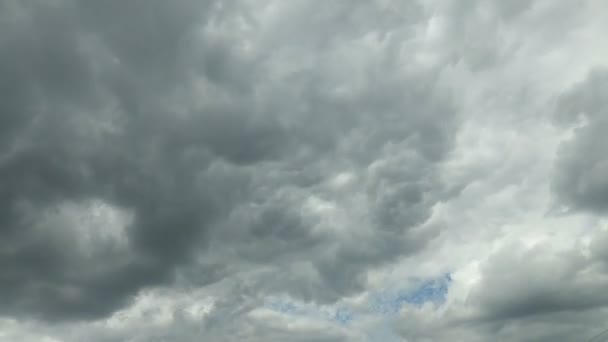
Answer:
1, 0, 607, 341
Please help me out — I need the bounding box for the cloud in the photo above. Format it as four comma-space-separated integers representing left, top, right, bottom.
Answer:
2, 0, 608, 341
0, 0, 458, 326
554, 70, 608, 214
396, 230, 608, 342
0, 0, 272, 321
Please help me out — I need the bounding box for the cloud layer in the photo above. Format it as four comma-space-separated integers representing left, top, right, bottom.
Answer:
1, 0, 608, 341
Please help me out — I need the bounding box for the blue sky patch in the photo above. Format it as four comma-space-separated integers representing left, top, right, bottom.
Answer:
334, 308, 354, 325
265, 298, 300, 315
372, 273, 452, 314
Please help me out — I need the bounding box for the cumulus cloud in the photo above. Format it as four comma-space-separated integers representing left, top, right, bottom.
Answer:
1, 0, 608, 341
1, 0, 454, 321
554, 70, 608, 214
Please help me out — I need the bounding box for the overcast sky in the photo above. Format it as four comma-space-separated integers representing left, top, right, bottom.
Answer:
1, 1, 608, 341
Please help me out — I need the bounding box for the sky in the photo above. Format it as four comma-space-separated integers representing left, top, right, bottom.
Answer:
1, 0, 608, 341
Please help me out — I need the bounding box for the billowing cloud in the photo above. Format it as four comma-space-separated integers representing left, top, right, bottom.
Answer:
554, 70, 608, 214
1, 0, 608, 341
0, 0, 455, 323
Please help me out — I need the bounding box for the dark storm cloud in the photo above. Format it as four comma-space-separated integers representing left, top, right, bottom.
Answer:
0, 0, 459, 332
4, 0, 607, 341
154, 0, 460, 313
0, 0, 269, 321
201, 68, 459, 304
553, 70, 608, 214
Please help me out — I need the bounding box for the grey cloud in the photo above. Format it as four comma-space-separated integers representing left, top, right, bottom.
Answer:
0, 0, 268, 321
398, 234, 608, 342
178, 0, 461, 308
400, 311, 608, 342
554, 70, 608, 213
202, 73, 458, 304
3, 0, 607, 341
471, 243, 606, 321
0, 0, 460, 326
